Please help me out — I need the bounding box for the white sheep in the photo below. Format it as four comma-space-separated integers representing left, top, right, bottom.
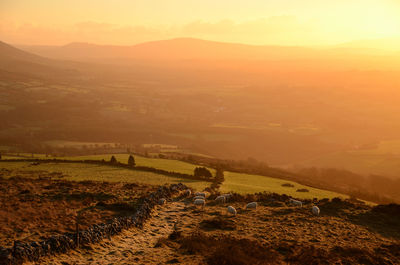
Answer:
159, 198, 166, 205
289, 198, 303, 207
195, 192, 209, 198
221, 194, 232, 201
184, 189, 192, 196
193, 195, 205, 201
194, 198, 205, 207
312, 206, 320, 216
215, 195, 226, 204
246, 202, 257, 209
227, 206, 237, 216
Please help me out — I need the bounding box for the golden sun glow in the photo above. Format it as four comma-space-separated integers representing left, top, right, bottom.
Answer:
0, 0, 399, 48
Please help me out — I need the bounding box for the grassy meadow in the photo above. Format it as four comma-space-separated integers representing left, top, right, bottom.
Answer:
220, 171, 348, 199
0, 161, 210, 190
60, 154, 216, 175
300, 141, 400, 178
0, 153, 351, 200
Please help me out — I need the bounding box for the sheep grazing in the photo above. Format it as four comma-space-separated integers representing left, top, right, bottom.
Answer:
227, 206, 237, 216
194, 198, 206, 207
289, 198, 303, 207
193, 195, 205, 201
184, 189, 192, 196
246, 202, 257, 209
221, 194, 232, 201
312, 206, 320, 216
195, 191, 209, 198
215, 195, 226, 204
159, 198, 166, 205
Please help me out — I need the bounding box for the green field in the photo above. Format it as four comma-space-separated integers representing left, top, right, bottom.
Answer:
220, 171, 348, 199
293, 139, 400, 178
0, 153, 351, 199
0, 161, 210, 190
300, 150, 400, 178
1, 153, 215, 175
61, 154, 216, 176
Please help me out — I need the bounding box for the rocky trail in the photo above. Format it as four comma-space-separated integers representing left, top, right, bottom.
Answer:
32, 200, 202, 265
32, 196, 400, 265
2, 175, 398, 264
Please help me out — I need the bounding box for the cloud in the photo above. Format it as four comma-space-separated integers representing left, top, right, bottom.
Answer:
0, 20, 170, 45
0, 17, 321, 46
180, 16, 319, 45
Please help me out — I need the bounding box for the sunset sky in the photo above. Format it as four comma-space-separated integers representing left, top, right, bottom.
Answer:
1, 0, 399, 47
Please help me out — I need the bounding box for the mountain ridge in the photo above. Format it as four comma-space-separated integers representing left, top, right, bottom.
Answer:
0, 40, 81, 79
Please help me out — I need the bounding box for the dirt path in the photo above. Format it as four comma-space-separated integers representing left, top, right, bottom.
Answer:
29, 199, 400, 265
32, 200, 200, 265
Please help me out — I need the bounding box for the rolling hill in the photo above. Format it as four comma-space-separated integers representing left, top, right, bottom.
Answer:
0, 40, 80, 79
18, 38, 315, 61
18, 38, 400, 72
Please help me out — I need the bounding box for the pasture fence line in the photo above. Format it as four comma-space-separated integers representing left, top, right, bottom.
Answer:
0, 158, 214, 183
0, 183, 189, 265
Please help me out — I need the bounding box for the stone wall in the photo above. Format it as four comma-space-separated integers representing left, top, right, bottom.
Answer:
0, 183, 188, 265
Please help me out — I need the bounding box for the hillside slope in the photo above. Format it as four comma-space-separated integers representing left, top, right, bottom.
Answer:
36, 196, 400, 265
19, 38, 314, 61
0, 40, 80, 79
19, 38, 400, 71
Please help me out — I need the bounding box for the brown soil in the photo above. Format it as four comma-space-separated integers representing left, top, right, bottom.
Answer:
1, 171, 399, 264
0, 172, 153, 248
35, 198, 399, 264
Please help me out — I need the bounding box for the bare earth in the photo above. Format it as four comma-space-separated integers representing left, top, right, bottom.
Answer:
0, 171, 153, 248
1, 172, 399, 264
34, 199, 400, 265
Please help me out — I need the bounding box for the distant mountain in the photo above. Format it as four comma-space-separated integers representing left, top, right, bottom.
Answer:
17, 38, 400, 72
0, 40, 50, 64
0, 40, 80, 79
19, 38, 317, 62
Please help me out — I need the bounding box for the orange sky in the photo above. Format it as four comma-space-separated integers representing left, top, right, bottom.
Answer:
0, 0, 399, 47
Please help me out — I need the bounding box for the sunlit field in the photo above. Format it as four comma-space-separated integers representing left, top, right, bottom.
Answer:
0, 161, 210, 190
300, 140, 400, 178
0, 154, 350, 200
220, 171, 347, 199
61, 154, 216, 175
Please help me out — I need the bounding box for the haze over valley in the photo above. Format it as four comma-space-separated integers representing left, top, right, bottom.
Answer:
1, 1, 400, 264
2, 38, 400, 173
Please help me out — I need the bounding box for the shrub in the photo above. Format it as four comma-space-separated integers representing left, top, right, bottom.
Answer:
296, 188, 309, 192
194, 167, 213, 179
215, 168, 225, 184
110, 155, 117, 164
128, 155, 136, 167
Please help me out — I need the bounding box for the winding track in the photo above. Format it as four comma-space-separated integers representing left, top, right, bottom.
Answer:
31, 200, 200, 265
28, 199, 400, 265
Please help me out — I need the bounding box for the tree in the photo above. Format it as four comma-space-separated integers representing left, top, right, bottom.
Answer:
194, 167, 212, 179
214, 168, 225, 184
209, 167, 225, 192
110, 155, 117, 164
128, 155, 136, 167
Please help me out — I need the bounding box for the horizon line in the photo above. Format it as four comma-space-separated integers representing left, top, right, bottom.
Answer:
9, 36, 400, 51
